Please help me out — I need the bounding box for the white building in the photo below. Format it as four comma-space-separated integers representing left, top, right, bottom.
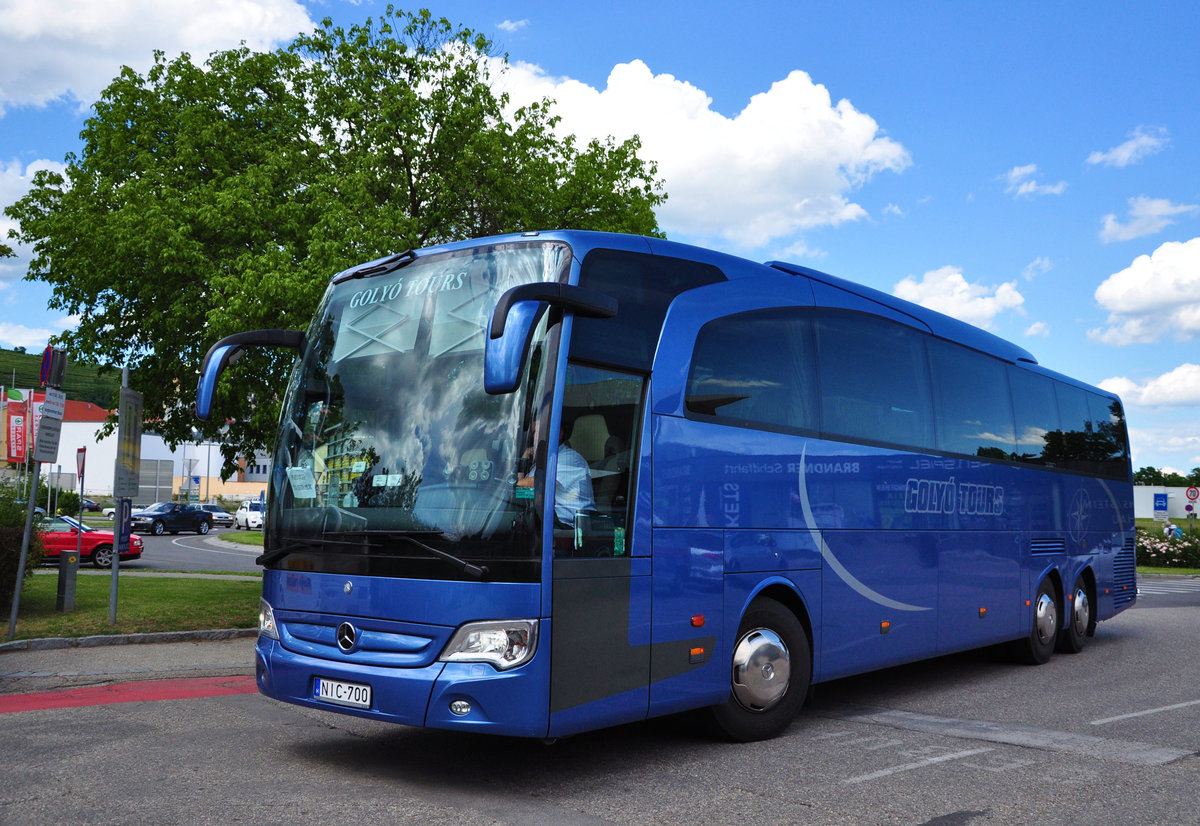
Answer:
3, 392, 268, 502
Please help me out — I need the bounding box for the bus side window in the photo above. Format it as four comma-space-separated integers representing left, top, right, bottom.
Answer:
928, 339, 1016, 460
814, 312, 933, 451
685, 309, 816, 433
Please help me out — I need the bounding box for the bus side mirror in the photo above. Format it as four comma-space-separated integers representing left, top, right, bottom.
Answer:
484, 284, 618, 395
195, 329, 306, 420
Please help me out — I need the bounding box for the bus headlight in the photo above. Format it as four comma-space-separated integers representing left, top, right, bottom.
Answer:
439, 619, 538, 671
259, 598, 280, 640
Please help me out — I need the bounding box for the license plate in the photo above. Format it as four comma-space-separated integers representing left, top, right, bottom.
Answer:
313, 677, 372, 709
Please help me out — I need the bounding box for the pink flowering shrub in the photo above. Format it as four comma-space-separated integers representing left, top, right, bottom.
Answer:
1136, 528, 1200, 568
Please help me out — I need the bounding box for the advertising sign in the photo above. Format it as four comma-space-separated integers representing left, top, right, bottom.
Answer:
6, 402, 26, 462
113, 386, 143, 498
5, 391, 31, 463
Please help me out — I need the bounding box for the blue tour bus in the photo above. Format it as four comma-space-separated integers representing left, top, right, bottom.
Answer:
196, 230, 1135, 741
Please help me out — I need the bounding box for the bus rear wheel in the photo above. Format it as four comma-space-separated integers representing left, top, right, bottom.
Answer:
1056, 575, 1090, 654
709, 597, 810, 742
1013, 578, 1058, 665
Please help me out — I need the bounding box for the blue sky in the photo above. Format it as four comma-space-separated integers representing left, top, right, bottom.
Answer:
2, 1, 1199, 472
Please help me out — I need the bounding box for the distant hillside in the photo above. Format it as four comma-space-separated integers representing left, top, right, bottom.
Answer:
0, 347, 122, 408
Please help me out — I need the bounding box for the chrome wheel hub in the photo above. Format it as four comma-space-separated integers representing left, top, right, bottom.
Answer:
1070, 587, 1090, 637
1034, 592, 1058, 646
730, 628, 790, 712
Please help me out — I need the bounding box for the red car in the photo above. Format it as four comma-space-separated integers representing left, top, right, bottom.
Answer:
39, 515, 144, 568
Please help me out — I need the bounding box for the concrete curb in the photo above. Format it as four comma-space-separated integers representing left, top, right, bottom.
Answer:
0, 627, 258, 653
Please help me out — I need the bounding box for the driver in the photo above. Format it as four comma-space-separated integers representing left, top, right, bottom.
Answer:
517, 418, 595, 525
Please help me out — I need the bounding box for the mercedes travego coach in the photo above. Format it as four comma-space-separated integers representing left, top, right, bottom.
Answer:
196, 230, 1135, 741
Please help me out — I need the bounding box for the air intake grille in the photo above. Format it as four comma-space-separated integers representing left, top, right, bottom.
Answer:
1030, 537, 1066, 555
1112, 536, 1137, 608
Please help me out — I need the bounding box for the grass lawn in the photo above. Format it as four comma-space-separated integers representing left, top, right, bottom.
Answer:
220, 530, 264, 547
10, 573, 260, 641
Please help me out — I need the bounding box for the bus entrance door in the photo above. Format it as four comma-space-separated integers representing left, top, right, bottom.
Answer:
548, 556, 652, 737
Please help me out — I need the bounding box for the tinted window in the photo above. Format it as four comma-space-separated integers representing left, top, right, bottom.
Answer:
1046, 383, 1091, 471
928, 339, 1016, 459
575, 250, 725, 371
1009, 368, 1060, 466
815, 312, 933, 449
1088, 392, 1131, 479
685, 309, 817, 432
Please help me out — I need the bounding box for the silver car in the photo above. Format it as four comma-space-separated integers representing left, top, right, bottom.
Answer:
197, 504, 235, 528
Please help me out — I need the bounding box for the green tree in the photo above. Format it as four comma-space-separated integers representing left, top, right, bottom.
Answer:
5, 7, 665, 475
1133, 466, 1165, 486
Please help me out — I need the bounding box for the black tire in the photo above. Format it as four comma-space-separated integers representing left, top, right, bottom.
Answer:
197, 520, 210, 535
1056, 575, 1090, 654
1012, 578, 1058, 665
152, 520, 165, 536
709, 597, 811, 742
91, 544, 114, 569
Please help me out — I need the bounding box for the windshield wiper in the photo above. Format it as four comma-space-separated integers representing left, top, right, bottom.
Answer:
256, 535, 362, 567
333, 250, 417, 283
340, 530, 490, 580
258, 530, 490, 580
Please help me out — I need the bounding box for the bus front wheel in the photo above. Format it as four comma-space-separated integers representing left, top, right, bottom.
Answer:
709, 597, 810, 742
1013, 578, 1058, 665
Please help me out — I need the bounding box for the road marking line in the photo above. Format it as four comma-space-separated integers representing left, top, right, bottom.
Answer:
820, 705, 1192, 766
843, 747, 993, 784
0, 675, 257, 714
1091, 699, 1200, 726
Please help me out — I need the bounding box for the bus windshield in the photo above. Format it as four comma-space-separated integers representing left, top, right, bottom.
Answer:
266, 241, 570, 581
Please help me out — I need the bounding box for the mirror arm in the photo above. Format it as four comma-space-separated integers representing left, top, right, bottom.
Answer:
489, 283, 617, 340
195, 329, 305, 420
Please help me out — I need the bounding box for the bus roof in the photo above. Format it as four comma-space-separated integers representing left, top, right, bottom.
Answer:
767, 261, 1038, 366
352, 230, 1039, 367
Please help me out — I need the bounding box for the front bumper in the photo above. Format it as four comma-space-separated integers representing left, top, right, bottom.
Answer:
255, 630, 551, 737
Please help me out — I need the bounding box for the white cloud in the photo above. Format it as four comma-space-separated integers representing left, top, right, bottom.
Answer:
1090, 236, 1200, 344
1021, 256, 1052, 281
497, 19, 529, 33
1024, 321, 1049, 337
1099, 364, 1200, 407
0, 0, 313, 113
494, 59, 911, 247
0, 321, 60, 350
1120, 423, 1200, 471
1, 157, 68, 280
892, 265, 1024, 330
1099, 196, 1198, 243
1001, 164, 1067, 198
1086, 125, 1169, 168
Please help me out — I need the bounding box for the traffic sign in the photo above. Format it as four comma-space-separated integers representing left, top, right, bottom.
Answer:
77, 447, 86, 482
1187, 487, 1199, 501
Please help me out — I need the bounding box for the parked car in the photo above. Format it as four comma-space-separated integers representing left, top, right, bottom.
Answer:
103, 504, 148, 519
234, 500, 264, 530
81, 497, 101, 512
197, 503, 234, 528
39, 515, 144, 568
130, 502, 214, 535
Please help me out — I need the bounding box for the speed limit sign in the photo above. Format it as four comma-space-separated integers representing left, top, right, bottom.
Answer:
1187, 487, 1199, 501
